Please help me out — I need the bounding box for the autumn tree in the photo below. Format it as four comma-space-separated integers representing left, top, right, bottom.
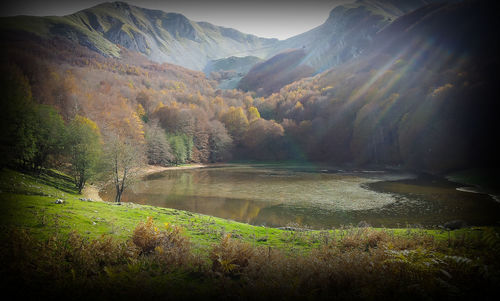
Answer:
136, 103, 147, 123
136, 91, 153, 118
242, 119, 285, 160
208, 120, 232, 162
220, 106, 249, 141
66, 115, 102, 193
247, 106, 261, 123
191, 109, 210, 162
176, 109, 196, 136
153, 106, 181, 133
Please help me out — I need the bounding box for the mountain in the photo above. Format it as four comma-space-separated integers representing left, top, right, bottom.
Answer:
0, 1, 278, 71
0, 0, 457, 76
274, 0, 455, 73
236, 0, 459, 94
204, 56, 263, 90
262, 0, 500, 172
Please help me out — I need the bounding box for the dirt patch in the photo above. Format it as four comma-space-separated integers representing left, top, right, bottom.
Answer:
82, 184, 104, 202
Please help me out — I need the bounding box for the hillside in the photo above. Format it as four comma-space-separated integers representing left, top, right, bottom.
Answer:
237, 0, 459, 93
238, 49, 314, 96
1, 168, 498, 300
255, 0, 500, 172
205, 55, 263, 90
0, 1, 278, 71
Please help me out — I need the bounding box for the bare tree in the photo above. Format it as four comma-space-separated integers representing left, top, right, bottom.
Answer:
105, 134, 146, 203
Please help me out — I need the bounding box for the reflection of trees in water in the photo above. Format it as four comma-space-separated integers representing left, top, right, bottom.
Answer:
205, 198, 264, 223
151, 196, 270, 224
178, 172, 194, 194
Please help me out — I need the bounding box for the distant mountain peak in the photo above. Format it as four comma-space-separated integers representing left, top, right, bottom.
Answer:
110, 1, 131, 9
93, 1, 133, 13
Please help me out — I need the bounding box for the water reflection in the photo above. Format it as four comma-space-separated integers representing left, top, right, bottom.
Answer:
99, 164, 500, 228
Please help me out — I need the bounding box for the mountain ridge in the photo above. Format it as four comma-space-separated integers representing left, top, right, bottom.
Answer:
0, 0, 456, 74
0, 1, 279, 70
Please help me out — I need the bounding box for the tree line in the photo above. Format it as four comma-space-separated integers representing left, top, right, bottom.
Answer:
1, 64, 142, 202
0, 60, 235, 202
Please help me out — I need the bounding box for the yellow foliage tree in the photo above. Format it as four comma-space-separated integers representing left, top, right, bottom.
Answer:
220, 106, 249, 139
247, 106, 261, 123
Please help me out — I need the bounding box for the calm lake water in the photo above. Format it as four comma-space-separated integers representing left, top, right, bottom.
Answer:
99, 164, 500, 229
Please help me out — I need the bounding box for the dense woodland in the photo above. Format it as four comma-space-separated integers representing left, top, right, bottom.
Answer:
0, 32, 283, 197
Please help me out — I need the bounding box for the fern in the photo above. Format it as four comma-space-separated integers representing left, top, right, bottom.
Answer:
482, 228, 500, 251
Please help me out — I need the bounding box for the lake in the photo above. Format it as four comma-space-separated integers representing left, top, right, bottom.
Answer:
99, 164, 500, 229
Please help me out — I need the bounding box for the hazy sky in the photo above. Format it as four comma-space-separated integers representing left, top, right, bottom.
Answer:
0, 0, 342, 40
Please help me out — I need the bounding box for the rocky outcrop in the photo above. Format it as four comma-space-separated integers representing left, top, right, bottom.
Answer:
160, 13, 198, 41
104, 23, 149, 54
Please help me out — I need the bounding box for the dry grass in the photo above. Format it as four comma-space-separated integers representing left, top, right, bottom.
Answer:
1, 219, 499, 300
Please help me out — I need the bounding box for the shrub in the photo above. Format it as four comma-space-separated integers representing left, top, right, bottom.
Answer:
132, 216, 191, 267
209, 233, 254, 276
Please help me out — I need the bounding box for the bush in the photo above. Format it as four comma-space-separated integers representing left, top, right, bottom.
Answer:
132, 216, 191, 267
209, 233, 254, 276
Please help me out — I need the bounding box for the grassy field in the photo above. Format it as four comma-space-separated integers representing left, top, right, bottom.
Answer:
1, 168, 499, 300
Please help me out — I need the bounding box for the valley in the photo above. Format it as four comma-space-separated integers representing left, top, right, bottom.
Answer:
1, 0, 499, 299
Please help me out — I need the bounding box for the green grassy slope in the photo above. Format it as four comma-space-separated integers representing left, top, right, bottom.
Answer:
0, 168, 492, 250
0, 169, 295, 250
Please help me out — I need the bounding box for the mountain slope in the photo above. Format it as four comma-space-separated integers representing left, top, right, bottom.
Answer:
238, 49, 314, 96
261, 0, 499, 172
205, 56, 264, 90
274, 0, 463, 73
236, 0, 457, 94
0, 1, 278, 71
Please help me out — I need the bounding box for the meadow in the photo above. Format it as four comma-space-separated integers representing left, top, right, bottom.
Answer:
1, 168, 499, 300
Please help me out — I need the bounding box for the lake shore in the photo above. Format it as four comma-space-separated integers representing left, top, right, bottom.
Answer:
137, 163, 206, 177
82, 163, 207, 202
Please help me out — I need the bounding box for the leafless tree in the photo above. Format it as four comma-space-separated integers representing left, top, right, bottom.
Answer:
105, 134, 146, 203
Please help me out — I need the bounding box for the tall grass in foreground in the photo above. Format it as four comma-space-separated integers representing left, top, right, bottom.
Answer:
1, 218, 499, 300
